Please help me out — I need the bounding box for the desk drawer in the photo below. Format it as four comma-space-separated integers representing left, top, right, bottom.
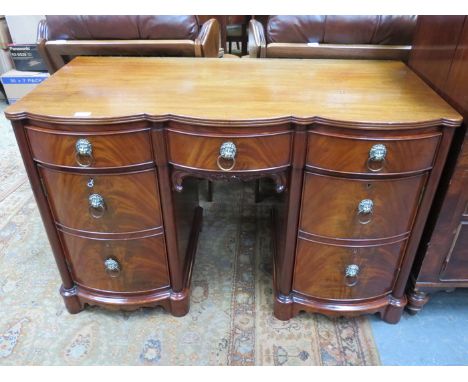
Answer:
26, 126, 153, 169
39, 167, 163, 233
61, 233, 170, 293
300, 172, 426, 240
166, 128, 292, 172
306, 130, 440, 175
293, 238, 403, 300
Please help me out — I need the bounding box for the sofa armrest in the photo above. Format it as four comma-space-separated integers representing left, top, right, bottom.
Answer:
36, 18, 48, 41
195, 18, 221, 57
248, 19, 266, 58
36, 19, 58, 74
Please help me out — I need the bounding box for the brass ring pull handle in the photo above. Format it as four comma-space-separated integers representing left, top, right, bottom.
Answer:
104, 258, 121, 277
75, 138, 94, 167
88, 193, 106, 219
367, 144, 387, 172
357, 199, 374, 224
345, 264, 360, 287
216, 141, 237, 172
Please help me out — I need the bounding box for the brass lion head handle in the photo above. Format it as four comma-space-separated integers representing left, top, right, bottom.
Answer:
367, 144, 387, 172
217, 141, 237, 171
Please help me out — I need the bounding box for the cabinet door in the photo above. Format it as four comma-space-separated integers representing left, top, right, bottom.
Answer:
439, 222, 468, 281
418, 143, 468, 282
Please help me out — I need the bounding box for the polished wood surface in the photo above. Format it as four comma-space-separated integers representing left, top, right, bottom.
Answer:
5, 57, 461, 127
60, 232, 170, 293
299, 172, 426, 240
39, 167, 163, 233
26, 125, 153, 169
306, 128, 441, 175
4, 56, 462, 323
294, 238, 404, 300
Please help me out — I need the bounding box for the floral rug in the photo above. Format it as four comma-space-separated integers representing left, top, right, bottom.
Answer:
0, 101, 380, 365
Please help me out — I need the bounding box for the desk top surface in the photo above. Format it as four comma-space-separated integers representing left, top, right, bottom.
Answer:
5, 57, 462, 128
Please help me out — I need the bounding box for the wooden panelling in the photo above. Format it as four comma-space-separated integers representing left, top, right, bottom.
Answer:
406, 16, 468, 314
439, 222, 468, 281
444, 19, 468, 112
417, 152, 468, 281
409, 16, 465, 93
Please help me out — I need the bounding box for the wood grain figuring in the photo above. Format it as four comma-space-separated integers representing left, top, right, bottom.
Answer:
39, 167, 163, 233
4, 57, 461, 127
306, 129, 441, 175
293, 238, 405, 300
60, 232, 170, 293
26, 126, 153, 169
299, 172, 427, 240
166, 128, 292, 171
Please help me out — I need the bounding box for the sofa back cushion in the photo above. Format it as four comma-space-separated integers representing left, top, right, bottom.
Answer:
46, 15, 200, 40
266, 15, 417, 45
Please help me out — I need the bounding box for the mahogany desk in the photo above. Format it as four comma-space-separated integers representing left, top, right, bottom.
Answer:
4, 57, 462, 323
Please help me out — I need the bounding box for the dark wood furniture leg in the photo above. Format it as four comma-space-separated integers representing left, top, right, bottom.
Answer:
207, 180, 213, 202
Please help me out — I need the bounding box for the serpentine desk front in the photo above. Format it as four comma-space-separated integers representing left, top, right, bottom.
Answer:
5, 57, 462, 323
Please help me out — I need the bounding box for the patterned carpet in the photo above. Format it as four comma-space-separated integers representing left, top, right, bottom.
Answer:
0, 101, 380, 365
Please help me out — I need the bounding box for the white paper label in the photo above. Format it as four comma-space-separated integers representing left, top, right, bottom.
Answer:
73, 112, 92, 117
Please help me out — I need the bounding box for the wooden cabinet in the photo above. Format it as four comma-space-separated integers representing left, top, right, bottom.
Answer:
4, 57, 461, 323
406, 16, 468, 313
283, 125, 447, 322
13, 121, 191, 315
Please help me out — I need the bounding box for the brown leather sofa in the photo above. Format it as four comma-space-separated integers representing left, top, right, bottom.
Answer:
38, 15, 220, 73
248, 15, 417, 60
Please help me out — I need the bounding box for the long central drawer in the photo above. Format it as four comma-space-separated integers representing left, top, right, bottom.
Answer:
166, 125, 292, 172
